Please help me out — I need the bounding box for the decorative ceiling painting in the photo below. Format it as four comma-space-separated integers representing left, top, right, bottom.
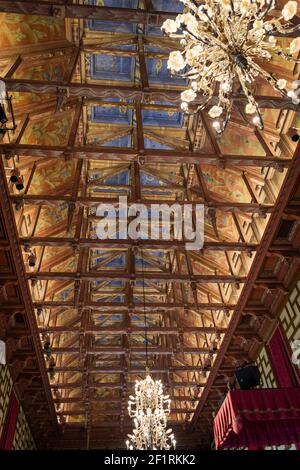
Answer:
20, 111, 74, 146
0, 14, 66, 49
0, 0, 299, 451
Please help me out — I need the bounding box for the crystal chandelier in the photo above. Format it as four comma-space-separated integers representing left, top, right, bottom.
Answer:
162, 0, 300, 133
126, 251, 176, 450
126, 370, 176, 450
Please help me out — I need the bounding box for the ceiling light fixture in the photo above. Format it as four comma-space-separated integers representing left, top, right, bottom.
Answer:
162, 0, 300, 134
126, 251, 176, 450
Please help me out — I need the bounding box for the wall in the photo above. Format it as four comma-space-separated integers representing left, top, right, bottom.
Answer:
0, 364, 35, 450
0, 365, 13, 437
279, 279, 300, 353
255, 345, 277, 388
255, 277, 300, 386
12, 406, 36, 450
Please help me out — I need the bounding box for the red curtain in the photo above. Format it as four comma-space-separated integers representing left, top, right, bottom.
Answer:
214, 388, 300, 450
267, 326, 300, 388
0, 389, 19, 449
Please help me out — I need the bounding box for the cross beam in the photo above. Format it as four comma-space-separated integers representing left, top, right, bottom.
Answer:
0, 1, 176, 24
53, 396, 198, 403
33, 301, 235, 310
20, 237, 259, 251
1, 144, 290, 167
27, 272, 247, 282
43, 366, 210, 373
56, 409, 195, 416
50, 382, 205, 389
39, 325, 227, 334
11, 194, 274, 213
49, 346, 218, 355
3, 78, 300, 110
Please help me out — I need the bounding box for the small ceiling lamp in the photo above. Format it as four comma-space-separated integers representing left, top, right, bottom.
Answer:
15, 175, 24, 191
286, 126, 300, 141
0, 104, 8, 125
28, 252, 36, 267
162, 0, 300, 133
10, 168, 20, 183
48, 356, 56, 380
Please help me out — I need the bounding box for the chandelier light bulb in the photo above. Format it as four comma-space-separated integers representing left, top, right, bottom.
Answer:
253, 116, 261, 126
291, 80, 300, 90
212, 120, 221, 133
162, 0, 300, 134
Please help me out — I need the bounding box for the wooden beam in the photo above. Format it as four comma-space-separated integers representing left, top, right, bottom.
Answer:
33, 301, 235, 310
39, 325, 227, 334
135, 101, 145, 153
27, 271, 248, 283
49, 346, 218, 355
56, 408, 196, 416
0, 1, 177, 24
4, 77, 300, 110
46, 366, 210, 373
51, 382, 205, 389
11, 194, 275, 213
137, 37, 149, 90
1, 143, 291, 167
19, 237, 259, 251
53, 396, 197, 403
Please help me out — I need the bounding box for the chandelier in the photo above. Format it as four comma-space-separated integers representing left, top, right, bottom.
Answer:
162, 0, 300, 133
126, 370, 176, 450
126, 251, 176, 450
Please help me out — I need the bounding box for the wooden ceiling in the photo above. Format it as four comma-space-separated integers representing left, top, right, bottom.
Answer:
0, 0, 300, 449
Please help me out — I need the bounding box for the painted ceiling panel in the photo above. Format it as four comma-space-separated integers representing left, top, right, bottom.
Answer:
20, 111, 74, 146
90, 54, 135, 82
143, 107, 184, 127
200, 166, 251, 203
91, 104, 132, 124
14, 60, 65, 81
144, 137, 172, 149
0, 13, 65, 48
88, 0, 138, 33
30, 161, 75, 195
152, 0, 183, 12
101, 136, 132, 147
218, 123, 266, 156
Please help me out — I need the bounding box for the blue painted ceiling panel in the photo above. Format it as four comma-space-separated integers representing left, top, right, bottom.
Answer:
90, 54, 135, 82
91, 104, 132, 124
143, 107, 184, 127
144, 138, 172, 149
88, 0, 138, 33
152, 0, 184, 12
104, 170, 129, 185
